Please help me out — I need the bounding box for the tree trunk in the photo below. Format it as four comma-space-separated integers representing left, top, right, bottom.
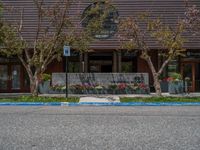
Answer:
30, 76, 39, 97
153, 74, 162, 96
17, 56, 39, 96
143, 55, 162, 96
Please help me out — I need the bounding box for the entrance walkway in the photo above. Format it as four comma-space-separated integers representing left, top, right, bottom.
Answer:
0, 93, 31, 98
79, 96, 120, 102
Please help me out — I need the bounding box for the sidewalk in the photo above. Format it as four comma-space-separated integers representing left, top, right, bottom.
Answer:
0, 93, 31, 98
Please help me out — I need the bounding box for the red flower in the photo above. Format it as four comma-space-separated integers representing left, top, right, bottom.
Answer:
138, 83, 147, 90
118, 83, 127, 90
166, 77, 174, 82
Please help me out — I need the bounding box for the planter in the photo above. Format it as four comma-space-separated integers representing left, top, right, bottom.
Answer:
95, 89, 104, 94
134, 89, 149, 94
115, 89, 123, 94
125, 88, 133, 94
69, 89, 84, 94
142, 89, 150, 94
106, 89, 117, 94
160, 81, 168, 92
48, 89, 65, 94
168, 81, 184, 94
39, 81, 50, 94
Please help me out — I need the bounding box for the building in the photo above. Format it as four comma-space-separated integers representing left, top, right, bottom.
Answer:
0, 0, 200, 93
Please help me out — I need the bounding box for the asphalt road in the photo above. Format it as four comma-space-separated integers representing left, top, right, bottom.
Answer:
0, 106, 200, 150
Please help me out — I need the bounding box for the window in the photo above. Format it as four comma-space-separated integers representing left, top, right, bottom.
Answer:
67, 51, 80, 73
81, 1, 119, 39
167, 59, 179, 77
121, 51, 137, 73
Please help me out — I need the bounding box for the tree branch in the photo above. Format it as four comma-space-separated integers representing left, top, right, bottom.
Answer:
34, 0, 44, 42
158, 57, 171, 75
18, 54, 33, 77
41, 54, 58, 73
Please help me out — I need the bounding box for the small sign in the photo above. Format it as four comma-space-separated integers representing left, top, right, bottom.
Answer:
63, 45, 70, 57
187, 52, 200, 57
13, 70, 17, 75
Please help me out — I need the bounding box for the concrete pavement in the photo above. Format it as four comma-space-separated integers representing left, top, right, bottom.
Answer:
0, 106, 200, 150
79, 96, 120, 102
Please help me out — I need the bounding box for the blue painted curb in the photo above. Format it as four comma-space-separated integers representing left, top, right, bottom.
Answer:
0, 102, 200, 106
68, 102, 200, 106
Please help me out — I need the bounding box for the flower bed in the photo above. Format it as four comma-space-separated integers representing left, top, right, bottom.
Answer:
49, 73, 150, 94
68, 83, 150, 94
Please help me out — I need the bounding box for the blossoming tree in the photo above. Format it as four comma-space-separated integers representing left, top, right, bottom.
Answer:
0, 0, 111, 96
118, 14, 186, 96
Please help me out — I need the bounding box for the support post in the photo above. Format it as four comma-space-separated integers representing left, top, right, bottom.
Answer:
63, 45, 70, 98
65, 57, 68, 98
113, 51, 117, 72
84, 52, 88, 73
79, 53, 83, 73
118, 51, 122, 72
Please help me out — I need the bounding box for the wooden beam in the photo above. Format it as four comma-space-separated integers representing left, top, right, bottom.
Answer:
84, 52, 88, 73
113, 51, 117, 72
118, 51, 122, 72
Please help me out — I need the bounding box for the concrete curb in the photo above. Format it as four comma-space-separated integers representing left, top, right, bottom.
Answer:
68, 102, 200, 106
1, 102, 200, 106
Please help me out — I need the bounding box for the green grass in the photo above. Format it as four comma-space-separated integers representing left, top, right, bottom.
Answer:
0, 96, 79, 103
120, 97, 200, 103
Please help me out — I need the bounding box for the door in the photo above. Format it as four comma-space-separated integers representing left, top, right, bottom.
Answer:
101, 65, 113, 72
181, 63, 195, 92
0, 64, 22, 92
0, 65, 9, 92
11, 65, 21, 91
195, 63, 200, 92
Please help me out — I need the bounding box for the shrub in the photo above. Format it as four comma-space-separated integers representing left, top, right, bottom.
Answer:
41, 73, 51, 82
170, 72, 182, 81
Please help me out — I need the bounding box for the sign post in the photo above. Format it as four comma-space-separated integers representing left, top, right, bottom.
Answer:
63, 45, 70, 98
